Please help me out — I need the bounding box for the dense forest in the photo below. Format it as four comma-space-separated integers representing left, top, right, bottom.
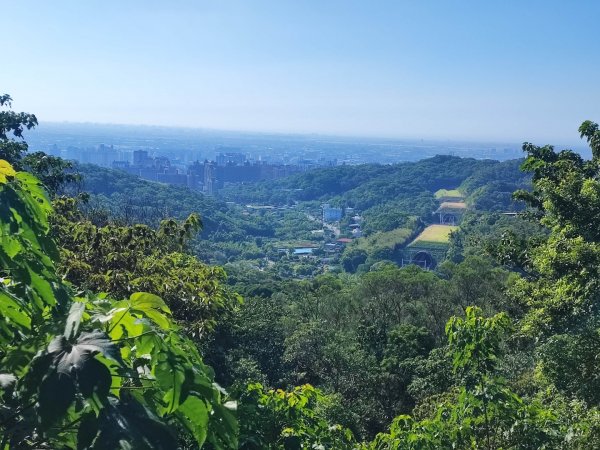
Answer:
3, 94, 600, 448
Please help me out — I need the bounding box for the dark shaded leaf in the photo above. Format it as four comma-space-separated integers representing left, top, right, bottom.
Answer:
38, 372, 75, 428
283, 435, 301, 450
78, 357, 112, 399
77, 412, 99, 450
48, 331, 122, 375
91, 396, 177, 450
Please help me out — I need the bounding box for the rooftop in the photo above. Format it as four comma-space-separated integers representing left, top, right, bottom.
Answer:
437, 201, 467, 211
293, 248, 314, 255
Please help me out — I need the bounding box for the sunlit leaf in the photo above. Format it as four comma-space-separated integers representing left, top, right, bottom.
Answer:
176, 396, 209, 446
64, 301, 86, 339
0, 159, 16, 183
0, 290, 31, 332
129, 292, 171, 330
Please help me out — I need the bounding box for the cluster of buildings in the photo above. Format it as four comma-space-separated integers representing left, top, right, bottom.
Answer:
46, 143, 338, 195
198, 156, 305, 194
114, 150, 337, 194
322, 204, 343, 222
48, 144, 129, 167
270, 205, 363, 275
322, 204, 363, 238
113, 151, 307, 194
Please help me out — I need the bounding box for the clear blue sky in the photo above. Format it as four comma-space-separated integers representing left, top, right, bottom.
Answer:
2, 0, 599, 144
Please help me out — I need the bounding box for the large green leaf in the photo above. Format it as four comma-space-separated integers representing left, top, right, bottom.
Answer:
103, 293, 171, 341
88, 397, 178, 450
154, 350, 189, 414
27, 266, 57, 308
129, 292, 170, 314
0, 290, 31, 333
64, 301, 86, 339
176, 396, 209, 446
77, 357, 112, 399
207, 402, 239, 450
36, 332, 123, 428
0, 162, 238, 449
129, 292, 171, 330
14, 171, 52, 232
77, 412, 99, 450
48, 331, 122, 374
99, 305, 143, 341
0, 159, 16, 182
38, 372, 76, 428
0, 226, 21, 258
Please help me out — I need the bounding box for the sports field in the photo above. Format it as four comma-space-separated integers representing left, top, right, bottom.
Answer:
410, 224, 458, 246
434, 188, 463, 199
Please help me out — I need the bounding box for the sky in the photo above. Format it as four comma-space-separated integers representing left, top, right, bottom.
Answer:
2, 0, 600, 145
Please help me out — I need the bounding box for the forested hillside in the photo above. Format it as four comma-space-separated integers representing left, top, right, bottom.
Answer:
69, 155, 530, 274
220, 155, 529, 211
4, 95, 600, 448
73, 163, 271, 239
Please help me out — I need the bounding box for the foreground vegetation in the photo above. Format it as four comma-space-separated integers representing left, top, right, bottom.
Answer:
3, 94, 600, 448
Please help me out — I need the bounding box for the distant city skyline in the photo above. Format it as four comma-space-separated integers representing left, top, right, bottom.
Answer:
3, 1, 599, 146
24, 121, 532, 164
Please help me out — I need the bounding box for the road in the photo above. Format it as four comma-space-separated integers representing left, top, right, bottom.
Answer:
306, 213, 340, 238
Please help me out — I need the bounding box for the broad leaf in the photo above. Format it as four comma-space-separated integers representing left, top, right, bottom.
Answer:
77, 412, 99, 450
48, 331, 122, 374
154, 350, 189, 414
176, 396, 209, 446
64, 301, 86, 339
129, 292, 171, 330
38, 372, 75, 428
0, 291, 31, 332
90, 397, 177, 450
0, 159, 16, 183
78, 357, 112, 399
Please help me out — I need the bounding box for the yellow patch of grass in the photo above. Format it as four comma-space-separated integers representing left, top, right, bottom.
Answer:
434, 188, 463, 199
410, 225, 458, 246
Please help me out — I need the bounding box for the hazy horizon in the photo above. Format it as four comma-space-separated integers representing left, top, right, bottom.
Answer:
3, 1, 600, 145
30, 120, 591, 152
